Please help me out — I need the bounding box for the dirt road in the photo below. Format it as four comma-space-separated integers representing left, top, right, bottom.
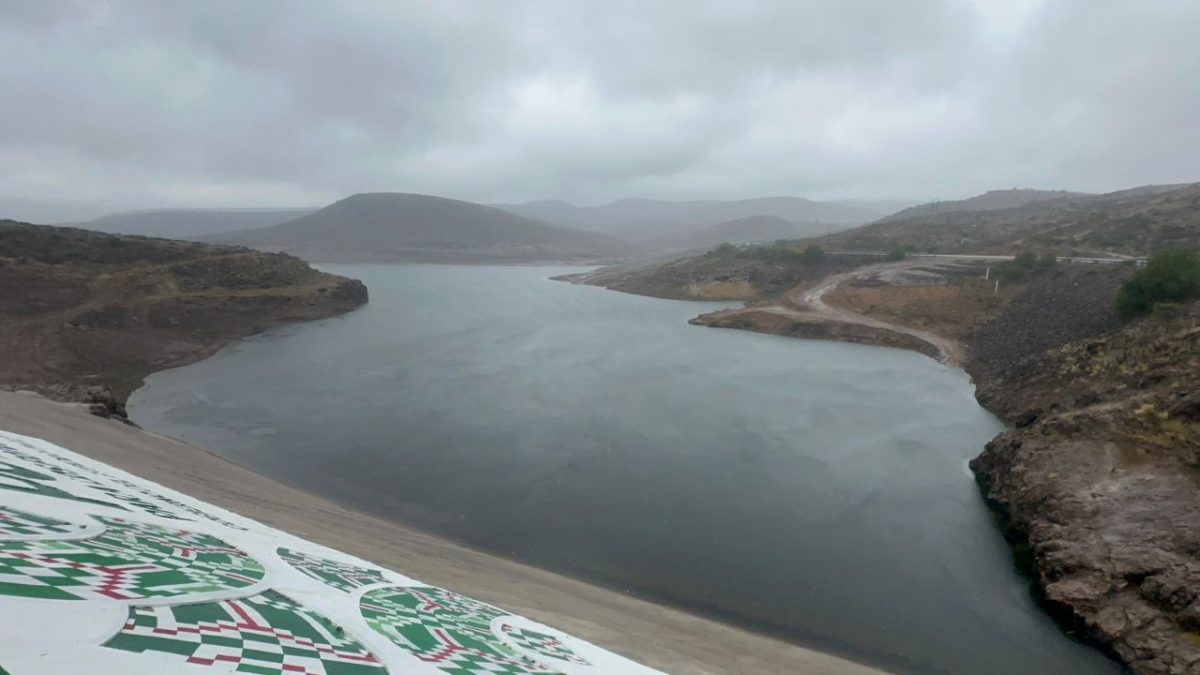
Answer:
791, 261, 966, 365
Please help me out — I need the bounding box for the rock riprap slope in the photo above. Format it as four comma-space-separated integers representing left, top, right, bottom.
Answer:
0, 429, 662, 675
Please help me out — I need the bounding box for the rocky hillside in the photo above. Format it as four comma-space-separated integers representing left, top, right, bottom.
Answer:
879, 188, 1086, 222
818, 182, 1200, 256
968, 286, 1200, 675
0, 220, 367, 416
213, 192, 634, 263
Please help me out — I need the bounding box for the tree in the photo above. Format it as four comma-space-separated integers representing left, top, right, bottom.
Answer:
1012, 250, 1038, 270
1116, 249, 1200, 315
885, 248, 906, 261
803, 245, 826, 264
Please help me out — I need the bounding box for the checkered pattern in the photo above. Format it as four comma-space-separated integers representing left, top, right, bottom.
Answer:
278, 548, 386, 593
0, 441, 187, 521
0, 458, 125, 512
498, 623, 591, 666
0, 517, 264, 601
106, 589, 385, 675
112, 477, 247, 531
0, 506, 80, 538
360, 586, 561, 674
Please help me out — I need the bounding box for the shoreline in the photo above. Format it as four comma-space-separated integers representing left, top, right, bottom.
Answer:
0, 389, 887, 675
669, 264, 1195, 674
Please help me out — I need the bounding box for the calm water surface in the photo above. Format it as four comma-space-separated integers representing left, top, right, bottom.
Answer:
130, 264, 1122, 675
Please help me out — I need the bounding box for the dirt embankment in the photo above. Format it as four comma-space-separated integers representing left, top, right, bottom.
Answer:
690, 258, 989, 365
690, 307, 941, 359
0, 220, 368, 416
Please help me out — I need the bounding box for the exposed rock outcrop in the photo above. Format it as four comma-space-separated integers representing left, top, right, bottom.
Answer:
969, 293, 1200, 675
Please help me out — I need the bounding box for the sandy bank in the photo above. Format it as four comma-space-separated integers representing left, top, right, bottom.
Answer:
0, 390, 886, 675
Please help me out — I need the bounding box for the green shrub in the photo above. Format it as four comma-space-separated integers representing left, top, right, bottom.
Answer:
1116, 249, 1200, 316
885, 248, 906, 261
802, 245, 826, 264
1012, 250, 1038, 270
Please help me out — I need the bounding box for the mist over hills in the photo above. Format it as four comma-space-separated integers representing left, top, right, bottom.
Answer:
646, 215, 841, 253
879, 189, 1089, 222
208, 193, 634, 263
53, 181, 1195, 265
77, 208, 318, 239
494, 195, 880, 239
817, 182, 1200, 255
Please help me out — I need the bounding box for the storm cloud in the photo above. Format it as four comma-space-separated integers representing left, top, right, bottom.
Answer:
3, 0, 1199, 219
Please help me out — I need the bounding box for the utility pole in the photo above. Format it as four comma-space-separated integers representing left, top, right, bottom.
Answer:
984, 266, 990, 281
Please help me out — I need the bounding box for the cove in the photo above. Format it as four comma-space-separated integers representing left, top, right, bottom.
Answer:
129, 263, 1123, 675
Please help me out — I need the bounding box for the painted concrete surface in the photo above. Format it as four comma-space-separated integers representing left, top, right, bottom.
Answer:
0, 429, 664, 675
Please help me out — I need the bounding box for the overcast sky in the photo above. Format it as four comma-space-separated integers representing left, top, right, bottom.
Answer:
3, 0, 1200, 220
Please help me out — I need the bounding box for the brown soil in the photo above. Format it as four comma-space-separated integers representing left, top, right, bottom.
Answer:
691, 308, 940, 359
827, 279, 1018, 342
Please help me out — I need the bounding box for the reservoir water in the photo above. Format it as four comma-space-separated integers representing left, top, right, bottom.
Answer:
129, 263, 1123, 675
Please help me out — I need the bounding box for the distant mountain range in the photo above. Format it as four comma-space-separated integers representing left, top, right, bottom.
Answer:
207, 193, 634, 263
493, 196, 884, 239
76, 208, 318, 239
54, 193, 920, 263
645, 215, 842, 252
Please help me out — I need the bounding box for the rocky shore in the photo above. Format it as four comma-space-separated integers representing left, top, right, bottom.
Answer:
966, 274, 1200, 675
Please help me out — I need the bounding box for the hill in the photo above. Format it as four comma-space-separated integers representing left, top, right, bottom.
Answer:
817, 182, 1200, 256
492, 198, 719, 233
495, 196, 875, 242
212, 193, 634, 263
0, 220, 366, 413
646, 215, 837, 253
78, 207, 317, 239
880, 189, 1088, 222
832, 198, 920, 217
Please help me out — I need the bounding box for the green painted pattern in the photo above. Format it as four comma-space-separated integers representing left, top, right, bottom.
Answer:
0, 460, 123, 511
278, 547, 387, 593
106, 589, 385, 674
0, 517, 263, 601
0, 506, 81, 538
1, 442, 182, 520
360, 586, 564, 675
498, 623, 591, 666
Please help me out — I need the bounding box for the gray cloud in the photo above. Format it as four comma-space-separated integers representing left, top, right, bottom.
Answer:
2, 0, 1199, 220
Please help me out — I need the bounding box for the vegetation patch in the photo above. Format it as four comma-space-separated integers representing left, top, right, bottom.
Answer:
1116, 249, 1200, 316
